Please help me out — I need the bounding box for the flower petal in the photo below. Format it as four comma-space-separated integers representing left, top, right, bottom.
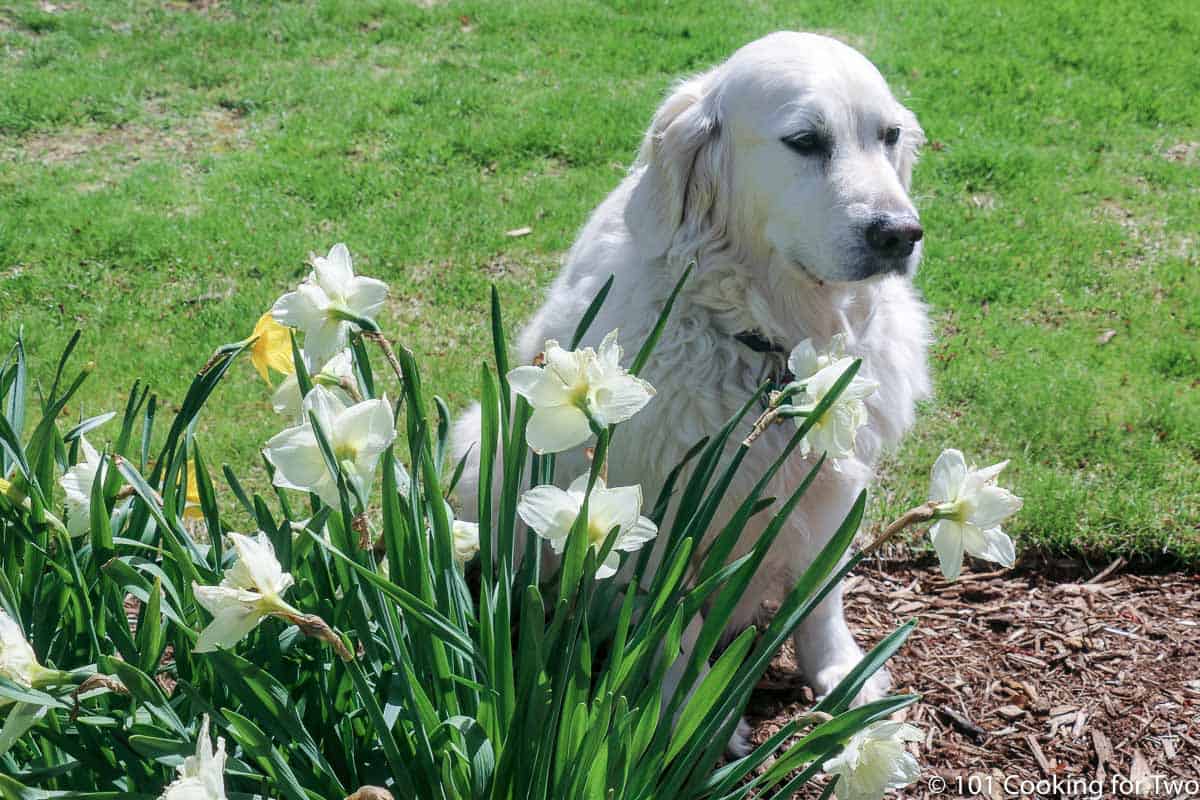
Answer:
517, 485, 579, 542
787, 339, 822, 380
272, 283, 329, 331
929, 449, 967, 503
194, 605, 266, 653
966, 485, 1023, 529
228, 533, 291, 597
595, 551, 621, 580
302, 385, 350, 431
336, 396, 396, 465
588, 483, 642, 536
965, 526, 1016, 568
929, 520, 966, 581
615, 515, 658, 552
591, 374, 655, 425
345, 276, 388, 321
312, 243, 355, 295
507, 365, 569, 407
264, 425, 331, 496
525, 405, 592, 454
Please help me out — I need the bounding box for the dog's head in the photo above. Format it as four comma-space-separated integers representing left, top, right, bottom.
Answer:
626, 31, 925, 283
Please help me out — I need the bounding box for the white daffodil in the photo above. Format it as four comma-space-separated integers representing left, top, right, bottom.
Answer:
786, 338, 877, 461
927, 449, 1022, 581
787, 333, 850, 379
59, 436, 106, 538
0, 610, 40, 703
823, 720, 923, 800
264, 386, 396, 507
271, 243, 388, 367
507, 330, 655, 454
517, 475, 658, 579
272, 349, 357, 419
451, 519, 480, 564
0, 610, 53, 756
160, 715, 228, 800
192, 533, 298, 653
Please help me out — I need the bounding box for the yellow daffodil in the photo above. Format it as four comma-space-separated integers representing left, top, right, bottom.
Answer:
248, 311, 296, 386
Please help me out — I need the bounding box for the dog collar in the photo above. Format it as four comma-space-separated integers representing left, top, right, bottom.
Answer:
734, 330, 795, 398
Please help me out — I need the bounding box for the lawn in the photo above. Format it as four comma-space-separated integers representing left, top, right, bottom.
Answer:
2, 0, 1197, 563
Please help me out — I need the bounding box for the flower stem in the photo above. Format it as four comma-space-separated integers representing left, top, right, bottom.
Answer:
364, 331, 407, 389
859, 500, 939, 558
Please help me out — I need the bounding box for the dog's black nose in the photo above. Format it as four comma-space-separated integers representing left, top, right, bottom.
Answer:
865, 215, 924, 259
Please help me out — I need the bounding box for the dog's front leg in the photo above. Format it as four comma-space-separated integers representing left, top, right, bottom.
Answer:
791, 578, 890, 705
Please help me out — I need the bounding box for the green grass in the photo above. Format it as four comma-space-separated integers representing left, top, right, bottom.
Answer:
2, 0, 1197, 563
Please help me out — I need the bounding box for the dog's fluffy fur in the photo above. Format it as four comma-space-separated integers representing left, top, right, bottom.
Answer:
452, 31, 931, 732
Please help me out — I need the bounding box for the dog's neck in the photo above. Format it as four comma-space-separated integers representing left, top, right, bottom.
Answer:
683, 247, 883, 356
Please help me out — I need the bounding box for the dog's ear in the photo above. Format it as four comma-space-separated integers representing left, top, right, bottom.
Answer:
897, 108, 925, 191
625, 72, 721, 257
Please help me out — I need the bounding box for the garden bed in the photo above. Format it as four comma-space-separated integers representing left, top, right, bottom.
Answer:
748, 559, 1200, 796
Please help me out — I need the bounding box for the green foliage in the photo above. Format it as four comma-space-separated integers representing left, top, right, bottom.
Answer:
0, 285, 912, 797
1, 0, 1197, 562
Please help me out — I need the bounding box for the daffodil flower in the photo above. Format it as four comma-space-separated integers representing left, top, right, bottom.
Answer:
159, 715, 228, 800
787, 333, 850, 379
272, 349, 357, 420
507, 330, 655, 454
517, 475, 657, 579
785, 337, 878, 461
927, 449, 1022, 580
184, 463, 204, 522
59, 436, 106, 538
822, 720, 923, 800
271, 243, 388, 368
452, 519, 480, 564
192, 533, 299, 653
264, 386, 395, 507
247, 311, 296, 386
0, 610, 57, 757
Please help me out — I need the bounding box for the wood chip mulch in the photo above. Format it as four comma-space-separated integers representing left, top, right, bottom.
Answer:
745, 558, 1200, 798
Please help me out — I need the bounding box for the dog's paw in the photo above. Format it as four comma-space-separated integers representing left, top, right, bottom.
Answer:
725, 717, 755, 758
813, 663, 892, 707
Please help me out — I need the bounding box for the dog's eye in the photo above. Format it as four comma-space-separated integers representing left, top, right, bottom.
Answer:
782, 130, 830, 155
883, 126, 902, 146
781, 131, 829, 157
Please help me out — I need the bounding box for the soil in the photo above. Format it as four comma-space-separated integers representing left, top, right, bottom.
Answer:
745, 558, 1200, 798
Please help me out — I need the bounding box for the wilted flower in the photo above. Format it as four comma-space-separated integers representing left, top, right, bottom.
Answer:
927, 449, 1022, 581
271, 243, 388, 367
59, 436, 105, 538
517, 475, 657, 579
264, 386, 395, 507
786, 337, 877, 461
822, 720, 923, 800
247, 311, 295, 386
193, 533, 298, 653
451, 519, 480, 564
159, 715, 227, 800
507, 330, 655, 454
272, 349, 357, 419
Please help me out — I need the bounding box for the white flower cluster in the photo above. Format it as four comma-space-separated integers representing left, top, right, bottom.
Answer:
507, 330, 659, 580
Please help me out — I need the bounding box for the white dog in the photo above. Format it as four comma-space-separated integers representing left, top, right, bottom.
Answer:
452, 31, 930, 744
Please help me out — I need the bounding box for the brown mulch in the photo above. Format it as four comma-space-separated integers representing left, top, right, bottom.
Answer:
746, 558, 1200, 797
